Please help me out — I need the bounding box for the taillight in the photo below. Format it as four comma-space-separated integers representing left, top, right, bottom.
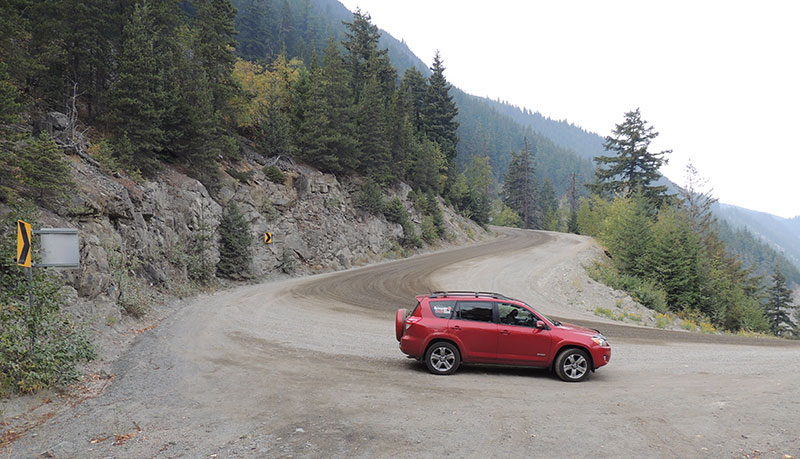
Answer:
405, 316, 421, 329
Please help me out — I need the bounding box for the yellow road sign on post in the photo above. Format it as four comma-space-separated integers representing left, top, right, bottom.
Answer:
264, 232, 273, 244
17, 220, 32, 267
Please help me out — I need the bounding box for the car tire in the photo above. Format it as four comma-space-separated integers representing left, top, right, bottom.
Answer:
395, 309, 406, 341
424, 342, 460, 375
554, 348, 591, 382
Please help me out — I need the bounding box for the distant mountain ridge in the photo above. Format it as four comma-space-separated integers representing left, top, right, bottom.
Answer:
716, 203, 800, 271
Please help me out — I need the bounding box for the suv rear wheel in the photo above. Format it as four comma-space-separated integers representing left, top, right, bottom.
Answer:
425, 342, 460, 375
554, 348, 590, 382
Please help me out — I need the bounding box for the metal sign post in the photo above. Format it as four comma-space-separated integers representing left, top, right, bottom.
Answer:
15, 223, 81, 347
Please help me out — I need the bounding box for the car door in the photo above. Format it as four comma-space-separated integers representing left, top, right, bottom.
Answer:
449, 300, 498, 363
496, 303, 551, 365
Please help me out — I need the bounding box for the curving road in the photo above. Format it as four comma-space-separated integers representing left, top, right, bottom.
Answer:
5, 228, 800, 458
299, 226, 795, 347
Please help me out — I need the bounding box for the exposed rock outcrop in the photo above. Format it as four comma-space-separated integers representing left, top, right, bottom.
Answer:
32, 140, 488, 341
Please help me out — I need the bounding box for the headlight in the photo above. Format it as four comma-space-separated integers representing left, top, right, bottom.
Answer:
591, 334, 609, 347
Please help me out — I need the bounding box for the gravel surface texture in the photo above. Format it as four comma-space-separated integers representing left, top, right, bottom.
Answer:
2, 228, 799, 458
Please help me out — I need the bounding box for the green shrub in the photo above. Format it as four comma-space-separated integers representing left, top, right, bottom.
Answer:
261, 198, 279, 221
382, 198, 407, 224
88, 139, 121, 174
421, 216, 439, 244
627, 312, 642, 322
354, 180, 384, 215
18, 133, 75, 205
594, 307, 614, 319
217, 202, 253, 279
699, 321, 716, 334
187, 204, 215, 284
680, 319, 697, 331
263, 165, 286, 184
655, 313, 672, 329
226, 167, 255, 183
401, 220, 423, 248
107, 248, 149, 318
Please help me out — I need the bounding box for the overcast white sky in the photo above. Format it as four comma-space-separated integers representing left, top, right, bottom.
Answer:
339, 0, 800, 219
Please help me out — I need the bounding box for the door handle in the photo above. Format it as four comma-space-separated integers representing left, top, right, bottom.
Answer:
451, 325, 461, 331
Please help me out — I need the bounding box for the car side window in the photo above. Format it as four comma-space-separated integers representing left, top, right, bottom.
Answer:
430, 300, 455, 319
455, 301, 494, 323
498, 303, 538, 327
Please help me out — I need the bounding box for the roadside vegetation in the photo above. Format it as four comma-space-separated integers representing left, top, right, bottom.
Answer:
0, 205, 95, 396
578, 110, 797, 336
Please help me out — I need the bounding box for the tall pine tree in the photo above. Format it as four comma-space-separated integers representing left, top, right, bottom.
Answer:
106, 1, 165, 175
766, 269, 794, 336
502, 139, 538, 228
590, 108, 671, 208
423, 51, 459, 186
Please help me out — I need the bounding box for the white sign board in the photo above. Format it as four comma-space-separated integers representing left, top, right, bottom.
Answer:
36, 228, 80, 268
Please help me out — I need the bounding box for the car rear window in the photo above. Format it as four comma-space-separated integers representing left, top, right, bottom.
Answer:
429, 300, 455, 319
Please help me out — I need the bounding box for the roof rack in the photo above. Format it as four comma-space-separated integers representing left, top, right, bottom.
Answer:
429, 291, 514, 301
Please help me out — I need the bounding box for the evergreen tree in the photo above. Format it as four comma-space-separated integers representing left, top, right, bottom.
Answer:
679, 160, 718, 237
502, 140, 538, 228
567, 210, 579, 234
59, 0, 121, 119
601, 195, 653, 278
409, 137, 445, 193
645, 208, 703, 312
539, 178, 559, 230
149, 0, 188, 159
217, 202, 253, 279
590, 108, 671, 207
195, 0, 240, 116
0, 62, 20, 125
355, 76, 392, 182
170, 26, 220, 177
18, 133, 74, 205
319, 38, 357, 170
465, 155, 493, 225
106, 2, 165, 175
400, 66, 427, 133
235, 0, 270, 62
295, 48, 358, 173
387, 93, 415, 179
766, 269, 794, 336
423, 51, 459, 182
341, 8, 395, 102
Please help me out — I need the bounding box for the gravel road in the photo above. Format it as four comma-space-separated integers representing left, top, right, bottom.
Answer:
4, 228, 799, 458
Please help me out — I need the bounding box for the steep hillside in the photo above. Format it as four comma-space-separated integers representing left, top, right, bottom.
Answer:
453, 90, 595, 196
486, 101, 606, 161
716, 203, 800, 274
260, 0, 594, 198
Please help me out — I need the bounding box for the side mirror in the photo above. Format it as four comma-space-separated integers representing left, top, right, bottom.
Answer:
535, 320, 546, 329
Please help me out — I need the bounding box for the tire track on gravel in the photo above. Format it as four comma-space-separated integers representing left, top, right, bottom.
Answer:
295, 227, 799, 348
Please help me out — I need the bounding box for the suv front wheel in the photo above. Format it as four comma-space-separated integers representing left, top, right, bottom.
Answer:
425, 342, 461, 375
554, 348, 591, 382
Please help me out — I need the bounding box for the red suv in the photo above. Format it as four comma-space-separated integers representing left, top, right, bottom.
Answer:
395, 291, 611, 382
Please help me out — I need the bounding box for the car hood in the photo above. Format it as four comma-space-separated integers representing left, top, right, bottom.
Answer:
554, 321, 598, 336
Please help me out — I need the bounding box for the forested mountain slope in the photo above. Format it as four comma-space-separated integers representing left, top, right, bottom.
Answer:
260, 0, 594, 198
717, 204, 800, 275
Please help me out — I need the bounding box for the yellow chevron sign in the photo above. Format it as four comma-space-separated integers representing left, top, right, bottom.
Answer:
264, 232, 273, 244
16, 220, 32, 267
